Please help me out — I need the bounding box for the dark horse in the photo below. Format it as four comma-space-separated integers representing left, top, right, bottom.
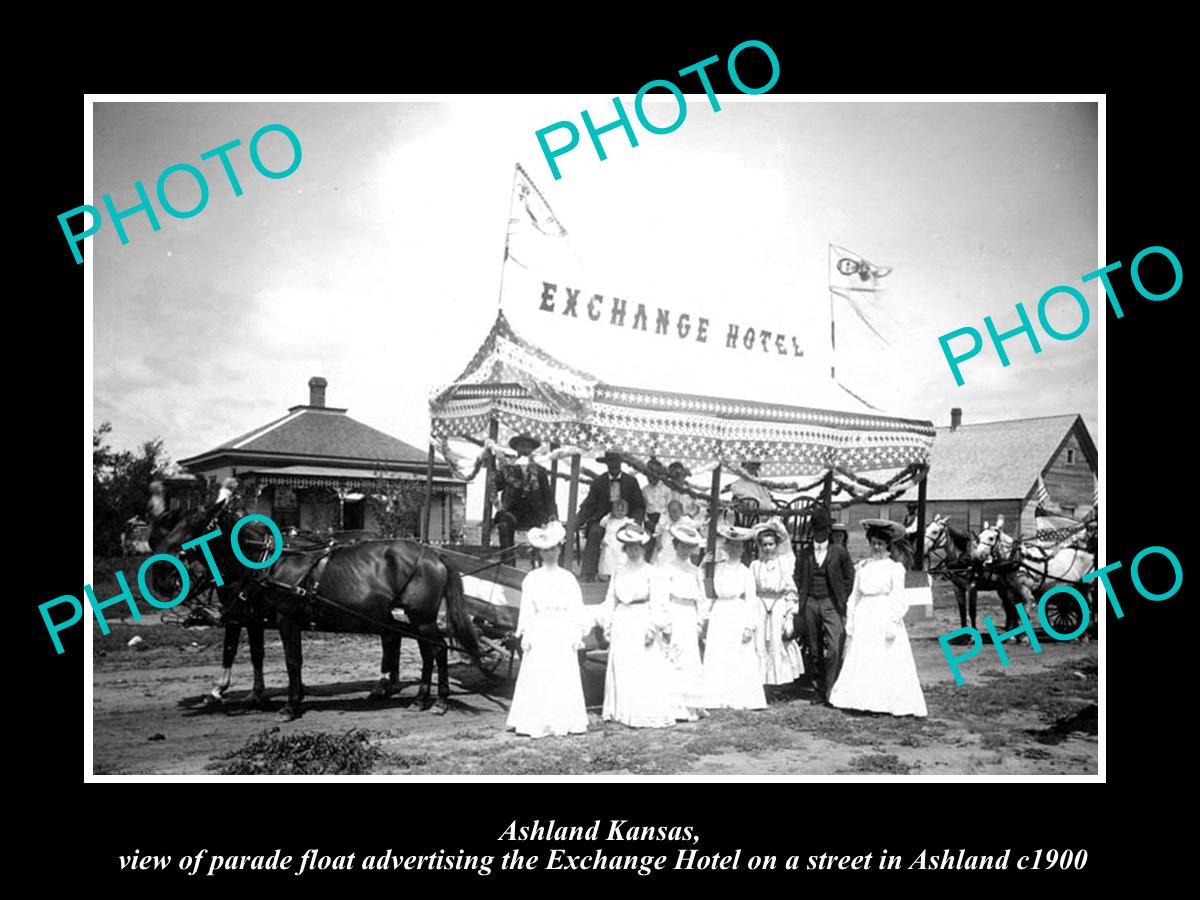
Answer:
148, 505, 268, 708
923, 516, 1024, 634
150, 505, 482, 721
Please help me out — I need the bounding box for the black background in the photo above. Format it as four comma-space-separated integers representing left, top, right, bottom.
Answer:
22, 19, 1188, 890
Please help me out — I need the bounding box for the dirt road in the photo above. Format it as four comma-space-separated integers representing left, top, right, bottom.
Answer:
92, 587, 1097, 776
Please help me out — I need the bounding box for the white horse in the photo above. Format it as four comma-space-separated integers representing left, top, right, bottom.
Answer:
974, 520, 1096, 638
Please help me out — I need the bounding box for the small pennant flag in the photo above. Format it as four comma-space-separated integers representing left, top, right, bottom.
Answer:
829, 244, 894, 347
1035, 521, 1088, 545
830, 244, 892, 294
1034, 475, 1062, 515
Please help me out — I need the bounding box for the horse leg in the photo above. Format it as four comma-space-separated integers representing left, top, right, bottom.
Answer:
955, 583, 968, 629
967, 585, 978, 631
207, 623, 241, 704
370, 633, 402, 699
429, 622, 450, 716
278, 615, 305, 722
415, 635, 435, 710
246, 620, 268, 708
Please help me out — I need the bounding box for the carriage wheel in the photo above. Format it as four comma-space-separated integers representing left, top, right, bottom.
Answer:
1042, 589, 1085, 637
472, 626, 514, 677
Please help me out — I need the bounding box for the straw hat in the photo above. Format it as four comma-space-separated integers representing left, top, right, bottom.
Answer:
615, 523, 651, 544
670, 522, 703, 546
753, 519, 790, 548
508, 432, 541, 453
860, 518, 906, 541
528, 520, 566, 549
716, 521, 756, 543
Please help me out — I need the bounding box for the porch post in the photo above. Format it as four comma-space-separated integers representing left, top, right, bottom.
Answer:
914, 466, 929, 570
563, 454, 582, 570
422, 443, 435, 542
481, 416, 499, 547
704, 465, 721, 596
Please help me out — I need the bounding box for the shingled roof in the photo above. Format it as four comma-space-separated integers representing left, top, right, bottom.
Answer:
179, 377, 440, 473
907, 413, 1094, 501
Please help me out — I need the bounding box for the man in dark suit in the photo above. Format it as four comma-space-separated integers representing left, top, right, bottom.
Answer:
577, 451, 646, 581
495, 433, 557, 563
793, 506, 856, 705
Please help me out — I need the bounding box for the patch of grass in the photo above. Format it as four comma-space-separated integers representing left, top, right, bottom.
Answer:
730, 723, 792, 753
980, 732, 1009, 750
845, 753, 914, 775
208, 728, 382, 775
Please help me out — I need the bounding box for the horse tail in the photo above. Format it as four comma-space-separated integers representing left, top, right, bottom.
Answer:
440, 559, 482, 662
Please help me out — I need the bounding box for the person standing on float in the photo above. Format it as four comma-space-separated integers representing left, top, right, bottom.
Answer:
506, 521, 590, 737
701, 523, 767, 711
599, 523, 676, 728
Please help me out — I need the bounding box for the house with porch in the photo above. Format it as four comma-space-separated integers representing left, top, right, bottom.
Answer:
179, 377, 466, 541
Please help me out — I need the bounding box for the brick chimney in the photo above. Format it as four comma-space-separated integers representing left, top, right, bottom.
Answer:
308, 376, 327, 408
950, 407, 962, 432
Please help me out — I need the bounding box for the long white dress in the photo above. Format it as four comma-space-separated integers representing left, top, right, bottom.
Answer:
702, 562, 768, 710
600, 562, 676, 728
750, 556, 805, 685
506, 566, 589, 738
829, 557, 928, 717
660, 557, 707, 719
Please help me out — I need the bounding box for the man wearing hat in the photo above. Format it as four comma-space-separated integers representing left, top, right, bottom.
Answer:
495, 433, 557, 563
792, 505, 856, 705
577, 450, 646, 582
729, 460, 776, 518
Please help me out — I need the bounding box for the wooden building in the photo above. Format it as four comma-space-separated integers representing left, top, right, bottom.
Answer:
179, 377, 466, 541
843, 408, 1097, 537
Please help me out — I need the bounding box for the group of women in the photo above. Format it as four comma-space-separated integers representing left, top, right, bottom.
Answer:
505, 515, 925, 739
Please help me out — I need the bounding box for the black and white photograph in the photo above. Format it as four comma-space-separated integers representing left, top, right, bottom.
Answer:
85, 95, 1100, 778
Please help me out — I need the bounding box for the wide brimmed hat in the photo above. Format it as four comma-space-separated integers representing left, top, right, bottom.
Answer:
615, 523, 651, 545
860, 518, 906, 541
670, 522, 703, 546
753, 519, 790, 547
716, 521, 756, 543
508, 432, 541, 452
596, 449, 624, 464
810, 505, 834, 539
528, 520, 566, 549
741, 459, 763, 468
831, 521, 848, 532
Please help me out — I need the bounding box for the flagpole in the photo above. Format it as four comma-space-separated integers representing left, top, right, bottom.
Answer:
828, 243, 837, 380
496, 164, 519, 309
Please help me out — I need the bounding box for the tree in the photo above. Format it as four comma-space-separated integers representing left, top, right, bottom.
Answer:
93, 421, 173, 556
364, 470, 426, 539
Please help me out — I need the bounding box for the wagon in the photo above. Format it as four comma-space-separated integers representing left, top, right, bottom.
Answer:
415, 311, 938, 672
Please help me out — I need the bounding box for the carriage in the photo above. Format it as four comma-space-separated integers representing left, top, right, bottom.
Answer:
422, 310, 939, 673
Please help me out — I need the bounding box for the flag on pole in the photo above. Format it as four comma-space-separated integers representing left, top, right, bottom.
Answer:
506, 164, 567, 270
829, 244, 894, 346
1033, 474, 1062, 516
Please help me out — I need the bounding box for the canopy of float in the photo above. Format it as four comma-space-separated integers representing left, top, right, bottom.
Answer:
429, 311, 935, 480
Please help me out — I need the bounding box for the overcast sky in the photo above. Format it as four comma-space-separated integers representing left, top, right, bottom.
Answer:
92, 99, 1098, 479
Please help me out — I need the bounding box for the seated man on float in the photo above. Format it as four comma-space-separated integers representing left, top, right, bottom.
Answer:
577, 451, 646, 582
495, 432, 557, 565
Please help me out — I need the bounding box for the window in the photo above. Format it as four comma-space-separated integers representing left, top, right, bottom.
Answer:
1066, 448, 1076, 464
271, 485, 299, 530
342, 499, 365, 531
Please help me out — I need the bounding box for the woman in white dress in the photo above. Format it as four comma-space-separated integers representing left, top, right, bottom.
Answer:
829, 520, 928, 717
660, 522, 707, 721
702, 522, 767, 710
600, 523, 676, 728
506, 522, 590, 738
750, 519, 804, 698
